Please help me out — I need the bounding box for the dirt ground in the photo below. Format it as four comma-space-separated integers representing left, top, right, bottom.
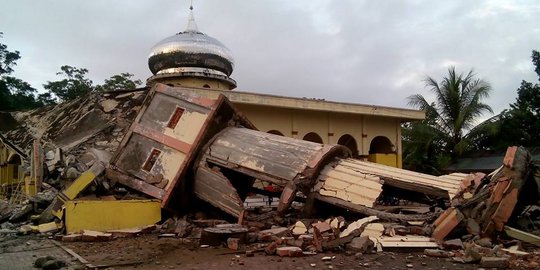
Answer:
63, 235, 481, 270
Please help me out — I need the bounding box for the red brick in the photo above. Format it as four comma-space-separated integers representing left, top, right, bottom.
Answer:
276, 247, 303, 257
432, 208, 464, 241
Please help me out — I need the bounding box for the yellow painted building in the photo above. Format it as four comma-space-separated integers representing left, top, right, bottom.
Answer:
146, 8, 424, 168
0, 134, 27, 198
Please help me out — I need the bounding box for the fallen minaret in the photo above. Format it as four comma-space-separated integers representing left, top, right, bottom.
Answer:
106, 84, 463, 221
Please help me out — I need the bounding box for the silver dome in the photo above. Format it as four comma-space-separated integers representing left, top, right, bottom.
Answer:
148, 11, 235, 76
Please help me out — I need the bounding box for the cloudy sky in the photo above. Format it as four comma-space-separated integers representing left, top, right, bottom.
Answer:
1, 0, 539, 115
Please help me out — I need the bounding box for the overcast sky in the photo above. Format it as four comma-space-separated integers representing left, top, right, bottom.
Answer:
1, 0, 539, 115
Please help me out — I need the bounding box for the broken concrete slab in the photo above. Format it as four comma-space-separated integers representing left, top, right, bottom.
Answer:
200, 224, 248, 246
504, 226, 540, 247
315, 160, 383, 208
311, 221, 332, 234
442, 239, 464, 250
37, 221, 62, 233
424, 249, 455, 258
81, 230, 113, 242
258, 227, 290, 241
49, 161, 108, 220
377, 236, 439, 248
340, 216, 378, 238
292, 221, 307, 235
360, 223, 385, 239
61, 234, 82, 242
346, 236, 374, 253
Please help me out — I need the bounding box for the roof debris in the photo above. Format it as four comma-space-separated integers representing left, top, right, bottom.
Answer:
1, 84, 538, 268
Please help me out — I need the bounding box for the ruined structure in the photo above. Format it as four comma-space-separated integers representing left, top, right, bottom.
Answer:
145, 6, 425, 168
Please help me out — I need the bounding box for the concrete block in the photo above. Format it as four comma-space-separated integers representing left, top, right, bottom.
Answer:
258, 227, 290, 241
82, 230, 112, 242
340, 216, 378, 238
480, 257, 509, 268
312, 221, 331, 233
442, 239, 464, 250
346, 236, 374, 253
227, 237, 240, 250
432, 208, 464, 241
292, 221, 307, 235
276, 246, 303, 257
37, 222, 61, 233
424, 249, 454, 258
62, 234, 82, 242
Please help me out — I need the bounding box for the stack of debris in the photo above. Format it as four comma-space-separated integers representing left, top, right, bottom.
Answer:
0, 84, 538, 269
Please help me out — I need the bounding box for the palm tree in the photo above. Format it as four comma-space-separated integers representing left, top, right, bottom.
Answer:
405, 67, 493, 169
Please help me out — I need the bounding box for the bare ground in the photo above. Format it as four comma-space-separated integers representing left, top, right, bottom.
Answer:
63, 235, 481, 270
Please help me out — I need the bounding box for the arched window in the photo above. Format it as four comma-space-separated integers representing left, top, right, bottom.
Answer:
267, 130, 284, 136
338, 134, 359, 157
203, 84, 211, 88
7, 154, 21, 165
303, 132, 323, 143
7, 154, 22, 180
369, 136, 394, 154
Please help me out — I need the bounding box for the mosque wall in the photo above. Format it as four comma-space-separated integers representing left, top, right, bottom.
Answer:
235, 103, 401, 167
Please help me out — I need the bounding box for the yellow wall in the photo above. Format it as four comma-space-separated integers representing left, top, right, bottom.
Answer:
234, 104, 402, 167
0, 143, 24, 186
148, 85, 415, 167
65, 200, 161, 233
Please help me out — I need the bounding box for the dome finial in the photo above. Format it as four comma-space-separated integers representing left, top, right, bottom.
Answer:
186, 0, 198, 32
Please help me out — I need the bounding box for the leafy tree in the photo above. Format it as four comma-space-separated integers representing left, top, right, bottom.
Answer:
474, 50, 540, 150
403, 67, 493, 173
36, 92, 57, 107
0, 32, 46, 110
43, 65, 94, 102
95, 72, 142, 91
0, 32, 20, 76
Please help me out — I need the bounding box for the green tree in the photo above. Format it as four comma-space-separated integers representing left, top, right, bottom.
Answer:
43, 65, 94, 102
404, 67, 493, 173
0, 32, 45, 110
0, 32, 20, 76
474, 50, 540, 150
95, 72, 142, 91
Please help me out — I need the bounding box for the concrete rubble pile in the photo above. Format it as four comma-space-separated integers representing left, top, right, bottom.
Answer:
1, 84, 539, 268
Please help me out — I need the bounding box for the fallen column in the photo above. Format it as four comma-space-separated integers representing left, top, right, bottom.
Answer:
104, 84, 472, 222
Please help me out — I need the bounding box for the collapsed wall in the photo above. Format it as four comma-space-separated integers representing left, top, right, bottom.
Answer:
107, 84, 465, 221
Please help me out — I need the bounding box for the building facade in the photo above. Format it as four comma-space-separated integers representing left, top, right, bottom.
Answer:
145, 8, 424, 168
